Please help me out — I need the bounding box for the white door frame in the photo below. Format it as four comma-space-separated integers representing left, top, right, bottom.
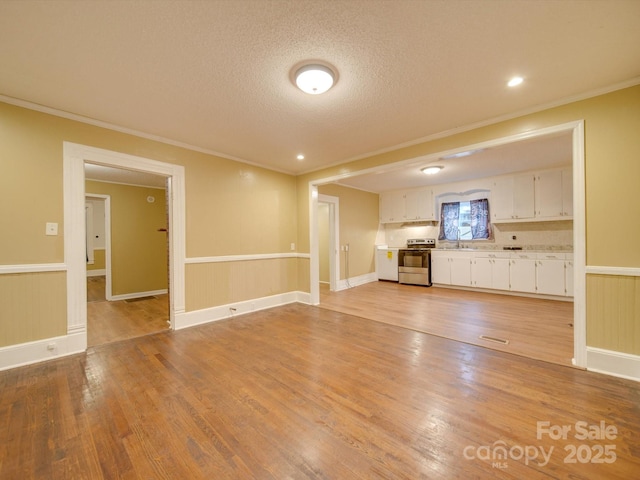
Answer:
85, 194, 112, 299
308, 120, 586, 368
64, 142, 185, 351
319, 194, 340, 292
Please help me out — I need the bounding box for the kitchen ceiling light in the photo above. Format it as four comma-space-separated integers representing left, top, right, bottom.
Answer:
296, 154, 305, 160
295, 64, 335, 94
508, 76, 524, 87
421, 166, 443, 175
440, 149, 484, 160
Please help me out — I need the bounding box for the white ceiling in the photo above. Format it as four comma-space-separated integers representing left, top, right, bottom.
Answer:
1, 0, 639, 182
337, 129, 573, 192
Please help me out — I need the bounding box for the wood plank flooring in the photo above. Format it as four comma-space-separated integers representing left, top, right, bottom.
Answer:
87, 276, 169, 347
0, 304, 638, 479
320, 281, 574, 367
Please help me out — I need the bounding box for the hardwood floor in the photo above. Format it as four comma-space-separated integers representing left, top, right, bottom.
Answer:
87, 276, 169, 347
320, 281, 574, 367
0, 304, 638, 479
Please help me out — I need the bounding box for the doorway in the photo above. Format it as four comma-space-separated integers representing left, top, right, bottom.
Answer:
84, 169, 170, 347
309, 121, 586, 367
63, 142, 186, 353
318, 194, 340, 292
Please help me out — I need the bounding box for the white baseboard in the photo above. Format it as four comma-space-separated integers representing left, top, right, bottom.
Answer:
174, 291, 309, 330
110, 289, 168, 301
0, 329, 86, 372
87, 269, 106, 277
586, 347, 640, 382
336, 272, 378, 291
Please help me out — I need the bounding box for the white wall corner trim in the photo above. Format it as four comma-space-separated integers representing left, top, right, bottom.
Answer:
586, 347, 640, 383
0, 330, 86, 372
174, 291, 308, 330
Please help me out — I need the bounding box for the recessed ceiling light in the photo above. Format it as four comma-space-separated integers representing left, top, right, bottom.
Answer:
295, 64, 336, 94
421, 166, 443, 175
440, 149, 484, 160
296, 154, 305, 160
508, 76, 524, 87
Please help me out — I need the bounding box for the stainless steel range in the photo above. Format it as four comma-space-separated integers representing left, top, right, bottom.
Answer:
398, 238, 435, 286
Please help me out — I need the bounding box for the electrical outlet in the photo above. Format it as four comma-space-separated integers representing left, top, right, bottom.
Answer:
290, 242, 295, 251
46, 222, 58, 236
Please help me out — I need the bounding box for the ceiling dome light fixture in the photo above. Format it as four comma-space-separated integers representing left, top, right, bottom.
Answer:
295, 64, 336, 94
508, 76, 524, 87
421, 166, 443, 175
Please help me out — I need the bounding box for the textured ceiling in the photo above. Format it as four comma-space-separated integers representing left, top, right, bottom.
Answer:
1, 0, 639, 176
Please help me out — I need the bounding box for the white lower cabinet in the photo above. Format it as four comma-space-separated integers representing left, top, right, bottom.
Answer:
472, 257, 492, 289
431, 251, 451, 284
536, 253, 566, 296
565, 256, 574, 297
431, 251, 472, 286
472, 253, 510, 290
450, 255, 472, 287
509, 253, 537, 293
433, 250, 572, 298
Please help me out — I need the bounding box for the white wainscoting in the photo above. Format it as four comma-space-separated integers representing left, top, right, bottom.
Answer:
0, 329, 86, 372
174, 291, 311, 330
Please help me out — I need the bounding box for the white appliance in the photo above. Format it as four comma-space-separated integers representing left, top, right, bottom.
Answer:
376, 246, 399, 281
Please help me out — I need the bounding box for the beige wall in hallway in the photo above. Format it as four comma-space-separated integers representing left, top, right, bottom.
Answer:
0, 101, 298, 348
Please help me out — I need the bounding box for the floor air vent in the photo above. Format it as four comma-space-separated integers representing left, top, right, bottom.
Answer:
479, 335, 509, 345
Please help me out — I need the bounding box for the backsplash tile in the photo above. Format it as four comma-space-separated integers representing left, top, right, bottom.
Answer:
380, 220, 573, 251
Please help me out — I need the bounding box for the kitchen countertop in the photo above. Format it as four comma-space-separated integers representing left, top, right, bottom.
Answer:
431, 247, 573, 253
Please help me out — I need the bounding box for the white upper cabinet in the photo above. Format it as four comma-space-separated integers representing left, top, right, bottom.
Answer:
492, 174, 535, 222
561, 167, 573, 217
380, 187, 434, 224
379, 191, 405, 223
492, 167, 572, 223
535, 167, 573, 219
404, 187, 434, 221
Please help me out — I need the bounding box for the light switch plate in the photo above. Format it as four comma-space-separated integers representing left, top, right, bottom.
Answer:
46, 222, 58, 236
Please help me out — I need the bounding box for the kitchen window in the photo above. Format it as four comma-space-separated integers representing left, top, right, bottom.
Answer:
438, 198, 492, 241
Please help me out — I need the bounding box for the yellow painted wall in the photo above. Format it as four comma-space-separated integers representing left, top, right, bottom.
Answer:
0, 272, 66, 347
85, 181, 167, 296
185, 258, 298, 311
0, 101, 298, 349
87, 249, 106, 271
318, 184, 379, 279
587, 275, 640, 355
